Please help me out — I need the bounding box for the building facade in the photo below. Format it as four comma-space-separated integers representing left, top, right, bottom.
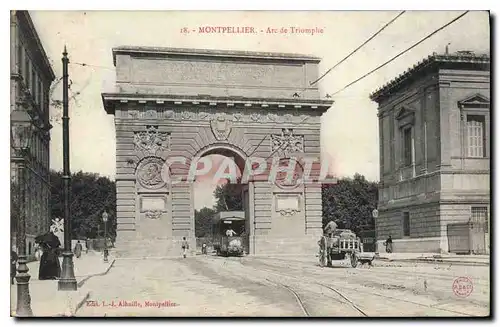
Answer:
10, 11, 55, 257
370, 51, 490, 254
102, 46, 332, 257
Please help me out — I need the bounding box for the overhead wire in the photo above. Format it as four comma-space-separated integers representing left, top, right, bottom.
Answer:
309, 11, 406, 88
330, 11, 470, 97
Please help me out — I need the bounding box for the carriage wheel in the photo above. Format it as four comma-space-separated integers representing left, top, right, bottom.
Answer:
350, 253, 358, 268
318, 236, 327, 267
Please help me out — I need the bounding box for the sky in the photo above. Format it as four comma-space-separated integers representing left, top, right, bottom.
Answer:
28, 10, 490, 209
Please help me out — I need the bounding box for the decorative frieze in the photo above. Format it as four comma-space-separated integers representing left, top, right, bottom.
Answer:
118, 107, 320, 124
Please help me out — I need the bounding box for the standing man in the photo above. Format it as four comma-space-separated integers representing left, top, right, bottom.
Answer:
181, 237, 189, 258
384, 235, 393, 253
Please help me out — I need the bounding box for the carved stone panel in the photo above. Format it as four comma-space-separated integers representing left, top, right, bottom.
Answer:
140, 197, 166, 212
275, 193, 301, 217
210, 113, 232, 141
134, 125, 170, 157
136, 157, 166, 190
144, 210, 162, 220
271, 129, 304, 157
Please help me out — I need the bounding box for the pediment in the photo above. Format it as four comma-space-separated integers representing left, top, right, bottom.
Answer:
395, 105, 416, 120
458, 93, 490, 109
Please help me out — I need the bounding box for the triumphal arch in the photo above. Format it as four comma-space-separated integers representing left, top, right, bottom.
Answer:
102, 46, 333, 257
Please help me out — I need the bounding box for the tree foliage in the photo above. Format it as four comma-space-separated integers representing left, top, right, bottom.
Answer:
322, 173, 378, 234
213, 179, 243, 212
50, 170, 116, 240
195, 207, 216, 237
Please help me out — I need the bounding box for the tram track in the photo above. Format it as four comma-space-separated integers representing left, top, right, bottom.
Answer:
236, 258, 482, 317
199, 255, 365, 316
254, 256, 489, 287
265, 278, 310, 317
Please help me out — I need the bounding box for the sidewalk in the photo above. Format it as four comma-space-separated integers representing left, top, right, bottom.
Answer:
376, 252, 490, 266
11, 252, 114, 317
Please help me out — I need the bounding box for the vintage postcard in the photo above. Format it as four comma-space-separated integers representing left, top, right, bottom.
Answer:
9, 10, 490, 317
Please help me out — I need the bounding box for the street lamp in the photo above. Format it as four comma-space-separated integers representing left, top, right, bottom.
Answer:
11, 121, 34, 317
58, 46, 77, 291
102, 211, 109, 262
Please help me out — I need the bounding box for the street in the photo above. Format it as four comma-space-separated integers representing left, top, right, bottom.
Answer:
77, 255, 490, 317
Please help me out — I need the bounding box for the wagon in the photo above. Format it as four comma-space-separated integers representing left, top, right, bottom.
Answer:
318, 229, 362, 268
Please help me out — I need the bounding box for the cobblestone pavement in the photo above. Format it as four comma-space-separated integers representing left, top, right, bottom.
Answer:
76, 255, 490, 317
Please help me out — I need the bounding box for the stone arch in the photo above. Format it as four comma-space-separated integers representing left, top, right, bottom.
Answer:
194, 142, 249, 177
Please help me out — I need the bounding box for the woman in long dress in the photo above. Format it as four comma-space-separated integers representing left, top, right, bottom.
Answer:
38, 233, 61, 280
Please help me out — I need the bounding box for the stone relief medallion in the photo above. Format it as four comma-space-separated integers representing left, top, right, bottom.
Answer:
144, 210, 162, 220
210, 113, 232, 141
275, 158, 303, 190
137, 157, 166, 189
134, 126, 170, 157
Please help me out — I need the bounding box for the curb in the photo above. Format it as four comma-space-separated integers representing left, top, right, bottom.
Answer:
377, 257, 489, 266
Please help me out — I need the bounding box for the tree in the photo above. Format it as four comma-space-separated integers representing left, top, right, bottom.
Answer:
50, 170, 116, 240
195, 207, 216, 237
213, 179, 243, 212
322, 173, 378, 234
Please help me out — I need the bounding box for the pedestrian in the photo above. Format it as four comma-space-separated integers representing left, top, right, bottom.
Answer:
38, 232, 61, 280
181, 237, 189, 258
202, 243, 207, 255
74, 240, 83, 259
384, 235, 393, 253
11, 247, 18, 285
85, 238, 90, 254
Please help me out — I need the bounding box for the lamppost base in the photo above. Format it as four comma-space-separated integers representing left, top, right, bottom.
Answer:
58, 251, 77, 291
15, 255, 33, 317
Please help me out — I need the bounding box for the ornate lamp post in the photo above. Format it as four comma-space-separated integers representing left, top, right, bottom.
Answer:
102, 211, 109, 263
58, 46, 77, 291
11, 120, 34, 317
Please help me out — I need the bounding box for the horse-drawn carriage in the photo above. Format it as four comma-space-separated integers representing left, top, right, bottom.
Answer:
318, 229, 374, 268
212, 211, 245, 257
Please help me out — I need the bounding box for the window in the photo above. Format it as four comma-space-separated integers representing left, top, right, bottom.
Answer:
471, 207, 488, 233
24, 51, 30, 89
402, 127, 412, 166
403, 212, 410, 237
467, 115, 486, 158
32, 69, 37, 101
37, 78, 42, 107
17, 44, 23, 75
39, 80, 43, 110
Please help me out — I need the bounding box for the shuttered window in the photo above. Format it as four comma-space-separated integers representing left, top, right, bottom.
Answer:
467, 115, 486, 158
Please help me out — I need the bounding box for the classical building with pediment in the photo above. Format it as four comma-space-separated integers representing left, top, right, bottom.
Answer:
370, 51, 490, 254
